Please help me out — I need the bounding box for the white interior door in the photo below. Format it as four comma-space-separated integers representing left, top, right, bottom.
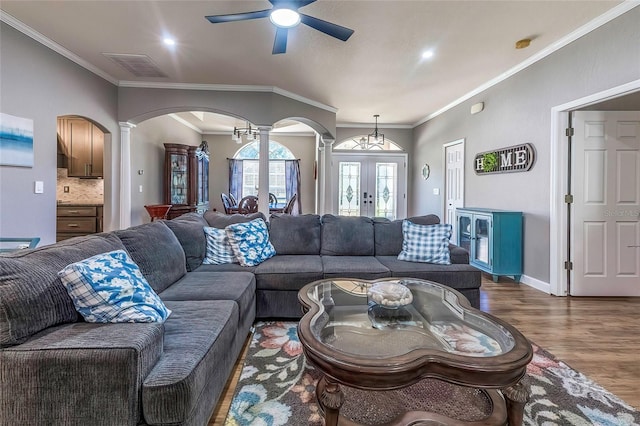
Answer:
333, 153, 407, 219
572, 111, 640, 296
445, 140, 465, 238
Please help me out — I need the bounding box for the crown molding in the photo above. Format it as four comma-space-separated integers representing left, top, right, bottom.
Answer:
118, 81, 338, 114
337, 122, 413, 129
413, 1, 640, 127
0, 11, 119, 86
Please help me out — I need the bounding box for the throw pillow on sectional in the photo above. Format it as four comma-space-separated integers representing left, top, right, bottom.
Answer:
397, 221, 452, 265
225, 218, 276, 267
202, 226, 237, 265
58, 249, 171, 323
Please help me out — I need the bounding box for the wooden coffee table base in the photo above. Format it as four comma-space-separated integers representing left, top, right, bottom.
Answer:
316, 375, 527, 426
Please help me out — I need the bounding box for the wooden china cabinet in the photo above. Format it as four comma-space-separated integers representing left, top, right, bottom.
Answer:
163, 143, 209, 220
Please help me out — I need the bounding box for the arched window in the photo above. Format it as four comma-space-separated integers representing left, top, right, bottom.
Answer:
334, 136, 403, 151
233, 141, 295, 202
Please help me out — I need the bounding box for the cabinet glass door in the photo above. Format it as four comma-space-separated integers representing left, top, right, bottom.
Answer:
457, 214, 472, 253
474, 216, 491, 266
170, 153, 188, 204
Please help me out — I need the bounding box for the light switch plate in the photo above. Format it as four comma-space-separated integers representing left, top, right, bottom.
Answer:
433, 188, 440, 195
34, 181, 44, 194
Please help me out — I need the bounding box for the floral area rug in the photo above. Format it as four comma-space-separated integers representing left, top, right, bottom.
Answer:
224, 322, 639, 426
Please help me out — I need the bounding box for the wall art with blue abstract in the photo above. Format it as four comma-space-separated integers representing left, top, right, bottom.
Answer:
0, 113, 34, 168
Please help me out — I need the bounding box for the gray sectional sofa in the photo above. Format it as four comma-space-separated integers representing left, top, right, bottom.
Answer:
0, 212, 480, 426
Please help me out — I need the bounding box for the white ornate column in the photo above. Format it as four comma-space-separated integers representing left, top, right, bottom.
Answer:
258, 126, 272, 219
118, 122, 135, 230
320, 137, 335, 215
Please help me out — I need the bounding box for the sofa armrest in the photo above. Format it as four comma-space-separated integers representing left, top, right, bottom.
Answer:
449, 243, 470, 264
0, 322, 163, 426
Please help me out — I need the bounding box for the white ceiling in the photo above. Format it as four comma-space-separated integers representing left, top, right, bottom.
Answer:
0, 0, 628, 132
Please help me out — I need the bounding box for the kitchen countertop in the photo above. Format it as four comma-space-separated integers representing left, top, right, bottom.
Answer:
57, 202, 104, 207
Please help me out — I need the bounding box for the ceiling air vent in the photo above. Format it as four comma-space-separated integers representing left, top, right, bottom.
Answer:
103, 53, 167, 78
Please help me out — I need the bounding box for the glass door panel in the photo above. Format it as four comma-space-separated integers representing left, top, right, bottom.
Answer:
170, 153, 188, 204
458, 214, 472, 252
374, 162, 397, 219
474, 216, 491, 266
338, 162, 361, 216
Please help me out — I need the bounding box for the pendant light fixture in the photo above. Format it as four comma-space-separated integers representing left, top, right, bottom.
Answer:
367, 114, 384, 146
232, 122, 258, 144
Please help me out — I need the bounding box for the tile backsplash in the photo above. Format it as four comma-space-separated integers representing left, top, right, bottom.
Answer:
56, 168, 104, 204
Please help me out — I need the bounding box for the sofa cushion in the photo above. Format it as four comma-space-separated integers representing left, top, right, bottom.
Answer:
398, 221, 452, 265
321, 215, 374, 256
0, 233, 125, 348
268, 214, 321, 255
159, 272, 256, 329
115, 221, 187, 294
162, 213, 208, 271
225, 219, 276, 267
322, 256, 391, 280
58, 250, 171, 323
254, 255, 324, 291
375, 256, 481, 290
203, 211, 266, 228
202, 227, 237, 265
0, 321, 163, 425
142, 300, 240, 425
193, 263, 257, 273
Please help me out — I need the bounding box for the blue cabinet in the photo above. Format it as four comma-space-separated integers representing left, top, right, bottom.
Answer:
456, 208, 523, 283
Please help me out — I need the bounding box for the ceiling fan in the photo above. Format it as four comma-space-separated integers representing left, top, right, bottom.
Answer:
205, 0, 354, 54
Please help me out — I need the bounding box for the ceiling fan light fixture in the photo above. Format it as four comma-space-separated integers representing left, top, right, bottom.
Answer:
270, 8, 301, 28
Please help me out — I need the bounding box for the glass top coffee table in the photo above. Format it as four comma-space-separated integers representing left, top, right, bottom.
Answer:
297, 278, 533, 426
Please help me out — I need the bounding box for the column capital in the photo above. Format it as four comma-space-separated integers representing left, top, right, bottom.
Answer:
118, 122, 136, 129
321, 138, 335, 146
257, 126, 273, 132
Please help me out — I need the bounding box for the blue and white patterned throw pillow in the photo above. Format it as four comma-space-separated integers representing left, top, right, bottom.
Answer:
58, 250, 171, 323
397, 221, 452, 264
225, 218, 276, 267
203, 226, 237, 265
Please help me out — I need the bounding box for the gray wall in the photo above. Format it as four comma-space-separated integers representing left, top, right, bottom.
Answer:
411, 8, 640, 283
206, 133, 317, 215
0, 23, 118, 245
130, 115, 202, 226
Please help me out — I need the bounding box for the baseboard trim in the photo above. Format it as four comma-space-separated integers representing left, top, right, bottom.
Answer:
520, 275, 551, 294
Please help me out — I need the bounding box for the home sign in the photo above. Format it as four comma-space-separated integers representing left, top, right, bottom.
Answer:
474, 143, 535, 174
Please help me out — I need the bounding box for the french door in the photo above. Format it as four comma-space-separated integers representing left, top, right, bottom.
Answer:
332, 153, 407, 219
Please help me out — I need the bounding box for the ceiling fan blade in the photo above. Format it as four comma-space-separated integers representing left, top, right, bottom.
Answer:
300, 14, 354, 41
205, 9, 271, 24
273, 27, 288, 54
268, 0, 317, 8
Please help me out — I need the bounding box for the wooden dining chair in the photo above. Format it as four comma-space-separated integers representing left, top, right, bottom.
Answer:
221, 193, 234, 214
228, 193, 238, 206
283, 193, 297, 214
269, 193, 278, 206
237, 195, 259, 214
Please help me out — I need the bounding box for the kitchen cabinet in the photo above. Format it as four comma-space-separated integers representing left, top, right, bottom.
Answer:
57, 117, 103, 177
56, 204, 104, 241
163, 143, 209, 219
456, 208, 523, 282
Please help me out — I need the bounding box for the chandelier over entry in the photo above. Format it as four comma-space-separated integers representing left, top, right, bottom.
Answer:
232, 122, 258, 144
367, 114, 385, 147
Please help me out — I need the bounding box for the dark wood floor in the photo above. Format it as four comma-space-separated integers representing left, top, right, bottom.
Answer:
209, 276, 640, 424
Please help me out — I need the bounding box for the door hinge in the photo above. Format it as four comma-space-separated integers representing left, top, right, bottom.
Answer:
566, 127, 574, 137
564, 261, 573, 270
564, 194, 573, 204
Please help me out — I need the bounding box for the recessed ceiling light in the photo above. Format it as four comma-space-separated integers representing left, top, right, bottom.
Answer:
422, 49, 434, 59
270, 8, 301, 28
163, 37, 176, 47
